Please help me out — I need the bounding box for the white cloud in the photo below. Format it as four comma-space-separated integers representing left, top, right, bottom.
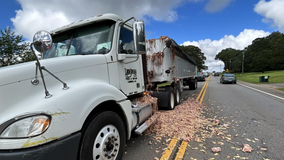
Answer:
254, 0, 284, 31
205, 0, 234, 13
182, 29, 270, 72
11, 0, 202, 40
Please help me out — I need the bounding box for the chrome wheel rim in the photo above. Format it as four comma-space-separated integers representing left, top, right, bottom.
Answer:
170, 92, 175, 109
93, 125, 120, 160
176, 89, 180, 104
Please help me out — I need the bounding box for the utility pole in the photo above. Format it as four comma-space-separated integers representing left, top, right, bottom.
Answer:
242, 48, 247, 74
230, 59, 232, 72
242, 53, 244, 74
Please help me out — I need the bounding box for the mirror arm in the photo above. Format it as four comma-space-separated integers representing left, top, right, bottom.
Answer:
30, 42, 52, 98
30, 42, 69, 98
40, 66, 69, 90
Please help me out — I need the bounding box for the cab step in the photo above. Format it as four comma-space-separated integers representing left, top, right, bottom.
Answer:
134, 118, 156, 135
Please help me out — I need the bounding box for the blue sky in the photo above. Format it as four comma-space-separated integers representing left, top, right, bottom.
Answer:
1, 0, 283, 72
146, 0, 270, 41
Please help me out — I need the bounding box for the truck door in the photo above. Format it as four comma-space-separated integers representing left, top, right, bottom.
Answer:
117, 26, 145, 96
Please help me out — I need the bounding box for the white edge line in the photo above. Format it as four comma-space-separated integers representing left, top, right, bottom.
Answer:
238, 83, 284, 101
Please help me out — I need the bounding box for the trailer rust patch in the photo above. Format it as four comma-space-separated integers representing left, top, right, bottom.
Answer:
159, 35, 170, 42
170, 44, 176, 61
147, 38, 156, 50
151, 51, 164, 65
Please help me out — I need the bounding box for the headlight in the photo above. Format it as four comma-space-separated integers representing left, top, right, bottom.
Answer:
0, 115, 50, 138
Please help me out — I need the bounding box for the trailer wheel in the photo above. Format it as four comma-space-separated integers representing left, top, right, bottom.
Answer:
166, 87, 175, 110
79, 111, 125, 160
174, 86, 181, 105
189, 79, 197, 90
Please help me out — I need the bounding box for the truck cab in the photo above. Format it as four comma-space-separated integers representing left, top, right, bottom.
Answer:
0, 13, 150, 160
0, 13, 198, 160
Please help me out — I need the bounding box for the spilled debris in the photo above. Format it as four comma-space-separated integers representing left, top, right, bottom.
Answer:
131, 94, 272, 160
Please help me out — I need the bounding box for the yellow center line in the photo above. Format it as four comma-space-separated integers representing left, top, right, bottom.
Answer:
160, 138, 178, 160
199, 76, 210, 104
174, 141, 188, 160
196, 75, 210, 101
172, 76, 210, 160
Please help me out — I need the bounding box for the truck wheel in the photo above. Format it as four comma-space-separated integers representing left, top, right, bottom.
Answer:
167, 87, 175, 110
79, 111, 125, 160
189, 79, 197, 90
174, 86, 181, 105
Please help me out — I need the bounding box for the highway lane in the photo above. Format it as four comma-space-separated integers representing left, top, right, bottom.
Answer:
123, 75, 284, 160
183, 76, 284, 160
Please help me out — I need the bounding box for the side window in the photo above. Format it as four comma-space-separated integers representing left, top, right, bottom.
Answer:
119, 27, 134, 54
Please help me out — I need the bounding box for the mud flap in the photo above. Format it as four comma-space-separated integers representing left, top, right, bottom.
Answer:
189, 79, 197, 90
152, 87, 175, 110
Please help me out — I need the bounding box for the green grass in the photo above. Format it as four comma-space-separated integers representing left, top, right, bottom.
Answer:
234, 70, 284, 84
278, 88, 284, 91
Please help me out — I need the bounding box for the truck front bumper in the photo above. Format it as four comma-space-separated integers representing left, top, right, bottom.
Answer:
0, 133, 81, 160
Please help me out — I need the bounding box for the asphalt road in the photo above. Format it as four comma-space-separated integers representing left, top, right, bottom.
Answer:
123, 76, 284, 160
123, 83, 202, 160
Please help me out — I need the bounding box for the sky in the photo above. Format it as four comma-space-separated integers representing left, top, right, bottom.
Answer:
1, 0, 283, 72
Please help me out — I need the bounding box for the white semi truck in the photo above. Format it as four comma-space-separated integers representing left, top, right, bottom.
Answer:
0, 13, 197, 160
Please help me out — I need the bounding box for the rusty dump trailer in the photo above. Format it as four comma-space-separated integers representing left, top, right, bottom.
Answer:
146, 36, 198, 110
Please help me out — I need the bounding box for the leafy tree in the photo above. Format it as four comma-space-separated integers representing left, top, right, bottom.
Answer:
215, 48, 241, 72
215, 31, 284, 73
180, 45, 208, 71
0, 26, 34, 67
247, 31, 284, 72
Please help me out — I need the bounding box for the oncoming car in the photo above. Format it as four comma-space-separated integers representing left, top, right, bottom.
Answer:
220, 74, 237, 84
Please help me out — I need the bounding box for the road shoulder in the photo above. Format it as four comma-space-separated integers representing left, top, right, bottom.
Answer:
237, 81, 284, 99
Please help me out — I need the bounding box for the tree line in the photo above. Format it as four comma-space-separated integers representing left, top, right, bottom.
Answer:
215, 31, 284, 73
0, 26, 34, 67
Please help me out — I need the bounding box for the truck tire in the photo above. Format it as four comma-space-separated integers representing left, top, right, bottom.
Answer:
189, 79, 197, 90
166, 87, 175, 110
79, 111, 126, 160
174, 85, 181, 105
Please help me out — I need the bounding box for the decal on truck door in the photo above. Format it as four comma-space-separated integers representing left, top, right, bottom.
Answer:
125, 68, 137, 82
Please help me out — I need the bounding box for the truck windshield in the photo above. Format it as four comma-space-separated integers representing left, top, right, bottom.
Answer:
45, 20, 115, 59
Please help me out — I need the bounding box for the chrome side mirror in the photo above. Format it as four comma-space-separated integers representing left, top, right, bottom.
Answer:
33, 30, 53, 54
133, 21, 146, 54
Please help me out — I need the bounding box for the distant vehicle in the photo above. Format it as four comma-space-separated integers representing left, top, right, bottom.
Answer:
203, 72, 209, 77
197, 74, 206, 81
220, 74, 237, 84
214, 72, 219, 77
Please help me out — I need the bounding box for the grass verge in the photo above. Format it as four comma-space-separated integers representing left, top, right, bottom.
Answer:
234, 70, 284, 84
278, 88, 284, 92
